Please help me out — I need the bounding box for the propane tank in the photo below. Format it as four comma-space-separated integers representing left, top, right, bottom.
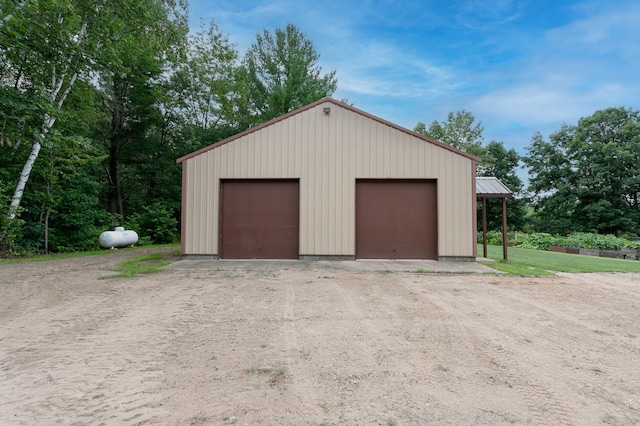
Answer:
99, 227, 139, 249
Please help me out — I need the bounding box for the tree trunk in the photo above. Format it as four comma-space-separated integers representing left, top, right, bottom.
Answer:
108, 133, 124, 225
44, 206, 50, 254
4, 65, 78, 224
107, 83, 125, 226
7, 140, 41, 220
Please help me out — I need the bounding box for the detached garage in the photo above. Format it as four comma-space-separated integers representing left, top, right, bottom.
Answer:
177, 98, 480, 261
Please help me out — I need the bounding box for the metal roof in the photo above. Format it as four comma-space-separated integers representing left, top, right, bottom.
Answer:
476, 177, 513, 198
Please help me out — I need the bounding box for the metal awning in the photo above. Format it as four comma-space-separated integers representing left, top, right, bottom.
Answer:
476, 177, 513, 260
476, 177, 513, 199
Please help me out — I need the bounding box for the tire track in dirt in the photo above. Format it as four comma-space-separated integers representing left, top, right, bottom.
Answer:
1, 267, 192, 425
436, 275, 639, 425
3, 258, 640, 425
399, 275, 570, 424
393, 274, 534, 424
306, 273, 465, 425
154, 274, 249, 424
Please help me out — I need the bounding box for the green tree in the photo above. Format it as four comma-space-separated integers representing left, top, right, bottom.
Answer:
243, 23, 338, 124
480, 141, 526, 231
524, 107, 640, 235
571, 107, 640, 234
15, 81, 111, 253
415, 111, 525, 231
167, 19, 241, 149
523, 128, 577, 234
97, 2, 187, 224
0, 0, 188, 232
415, 110, 484, 156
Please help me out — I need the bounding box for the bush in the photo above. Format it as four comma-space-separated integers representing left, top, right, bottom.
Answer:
127, 203, 177, 244
0, 215, 25, 256
517, 232, 638, 252
555, 233, 623, 251
476, 230, 504, 245
0, 182, 25, 256
519, 233, 557, 251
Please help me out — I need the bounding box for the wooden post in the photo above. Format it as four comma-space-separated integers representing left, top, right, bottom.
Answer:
482, 197, 487, 258
502, 197, 508, 261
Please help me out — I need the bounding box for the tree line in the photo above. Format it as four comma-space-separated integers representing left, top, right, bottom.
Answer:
1, 0, 337, 254
1, 1, 638, 255
417, 107, 640, 238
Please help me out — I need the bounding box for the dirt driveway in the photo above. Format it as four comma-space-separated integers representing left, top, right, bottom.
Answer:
1, 248, 639, 425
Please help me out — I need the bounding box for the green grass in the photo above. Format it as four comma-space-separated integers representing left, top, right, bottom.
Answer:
103, 251, 179, 279
0, 243, 179, 265
0, 248, 112, 264
480, 244, 640, 275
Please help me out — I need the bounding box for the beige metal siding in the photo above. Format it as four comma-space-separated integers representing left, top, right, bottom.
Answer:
181, 101, 475, 258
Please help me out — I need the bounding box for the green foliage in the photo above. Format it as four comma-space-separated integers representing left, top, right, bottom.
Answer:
244, 23, 338, 123
127, 203, 177, 244
2, 7, 349, 256
167, 19, 240, 140
416, 111, 525, 231
1, 0, 189, 255
554, 233, 637, 251
524, 108, 640, 235
19, 137, 112, 253
0, 181, 24, 255
478, 230, 504, 245
519, 233, 557, 251
415, 110, 484, 154
512, 232, 637, 252
0, 86, 49, 147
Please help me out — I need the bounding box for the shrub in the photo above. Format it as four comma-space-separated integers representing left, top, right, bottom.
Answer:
127, 203, 177, 244
0, 215, 25, 256
519, 233, 557, 251
556, 233, 623, 251
0, 182, 25, 256
477, 230, 503, 245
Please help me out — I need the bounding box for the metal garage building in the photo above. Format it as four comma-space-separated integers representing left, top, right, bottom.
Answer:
177, 98, 480, 261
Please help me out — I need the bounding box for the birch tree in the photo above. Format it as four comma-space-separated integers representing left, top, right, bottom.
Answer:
0, 0, 187, 233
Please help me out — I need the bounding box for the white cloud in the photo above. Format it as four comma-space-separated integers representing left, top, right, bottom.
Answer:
454, 0, 525, 30
466, 1, 640, 133
470, 82, 629, 125
187, 0, 640, 156
327, 41, 460, 100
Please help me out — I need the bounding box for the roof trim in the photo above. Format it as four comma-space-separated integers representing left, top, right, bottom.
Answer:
176, 97, 482, 164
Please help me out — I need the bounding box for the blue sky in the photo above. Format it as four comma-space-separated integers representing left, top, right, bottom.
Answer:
188, 0, 640, 160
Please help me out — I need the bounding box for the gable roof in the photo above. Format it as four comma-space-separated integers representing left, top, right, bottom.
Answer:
176, 97, 481, 164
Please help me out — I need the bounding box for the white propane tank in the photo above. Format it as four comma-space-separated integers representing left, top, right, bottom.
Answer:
99, 227, 139, 249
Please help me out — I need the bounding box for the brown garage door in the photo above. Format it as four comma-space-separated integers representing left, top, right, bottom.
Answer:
356, 180, 437, 259
220, 180, 299, 259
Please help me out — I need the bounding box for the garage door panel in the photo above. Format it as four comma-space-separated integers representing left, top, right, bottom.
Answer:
263, 226, 298, 243
223, 211, 264, 228
221, 180, 299, 259
356, 180, 437, 259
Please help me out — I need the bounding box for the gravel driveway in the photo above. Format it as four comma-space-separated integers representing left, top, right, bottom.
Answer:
1, 248, 639, 425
